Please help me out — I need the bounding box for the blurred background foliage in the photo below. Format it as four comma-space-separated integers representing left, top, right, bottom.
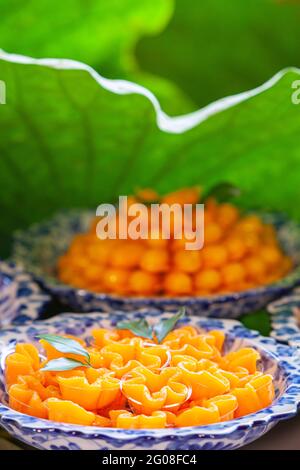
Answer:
0, 0, 193, 115
0, 58, 299, 256
1, 0, 300, 244
0, 0, 172, 73
2, 0, 300, 114
137, 0, 300, 110
1, 0, 300, 241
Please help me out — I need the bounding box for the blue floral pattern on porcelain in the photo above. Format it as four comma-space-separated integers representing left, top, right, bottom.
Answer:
268, 289, 300, 348
11, 210, 300, 317
0, 260, 50, 327
0, 311, 300, 450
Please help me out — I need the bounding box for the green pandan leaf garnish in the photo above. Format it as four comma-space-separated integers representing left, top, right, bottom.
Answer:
37, 334, 90, 363
153, 307, 186, 343
40, 357, 89, 372
116, 307, 186, 343
37, 309, 186, 372
116, 319, 153, 341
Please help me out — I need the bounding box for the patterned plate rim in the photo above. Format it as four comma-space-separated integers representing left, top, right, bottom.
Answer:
269, 292, 300, 348
0, 260, 50, 326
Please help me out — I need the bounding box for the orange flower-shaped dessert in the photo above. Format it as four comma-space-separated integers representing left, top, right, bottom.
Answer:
177, 359, 230, 400
57, 373, 120, 411
110, 410, 169, 429
99, 338, 170, 378
46, 398, 96, 426
121, 366, 190, 415
163, 326, 224, 362
8, 383, 48, 419
5, 343, 40, 386
175, 394, 238, 427
220, 348, 260, 375
232, 373, 274, 417
5, 324, 276, 429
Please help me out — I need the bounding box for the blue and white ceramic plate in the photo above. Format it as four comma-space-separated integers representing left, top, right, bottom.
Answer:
268, 290, 300, 348
0, 261, 50, 327
11, 210, 300, 318
0, 311, 300, 450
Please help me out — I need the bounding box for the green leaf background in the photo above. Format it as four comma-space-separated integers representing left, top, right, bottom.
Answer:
0, 55, 299, 258
137, 0, 300, 109
0, 0, 193, 115
2, 1, 300, 113
0, 0, 172, 73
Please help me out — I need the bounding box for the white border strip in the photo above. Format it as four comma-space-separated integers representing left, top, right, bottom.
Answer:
0, 50, 299, 135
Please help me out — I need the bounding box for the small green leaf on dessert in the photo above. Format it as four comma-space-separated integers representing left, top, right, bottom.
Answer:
40, 357, 89, 372
153, 307, 186, 343
116, 319, 153, 340
37, 334, 90, 362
